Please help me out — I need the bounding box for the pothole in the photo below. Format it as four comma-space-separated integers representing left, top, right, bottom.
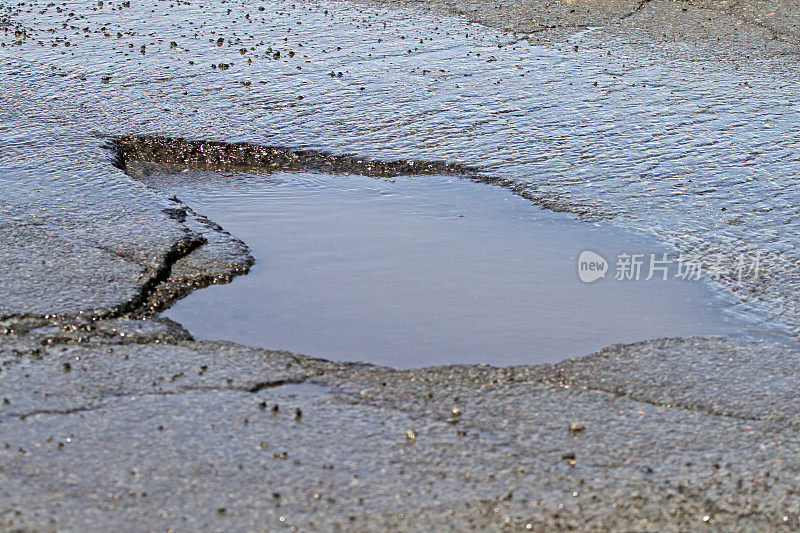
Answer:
122, 142, 747, 368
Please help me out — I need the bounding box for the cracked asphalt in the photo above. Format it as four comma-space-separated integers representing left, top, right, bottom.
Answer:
2, 0, 800, 530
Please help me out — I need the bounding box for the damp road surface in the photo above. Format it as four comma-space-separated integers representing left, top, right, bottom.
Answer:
1, 0, 799, 331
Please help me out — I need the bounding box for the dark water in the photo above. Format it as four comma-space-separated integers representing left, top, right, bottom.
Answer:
148, 169, 741, 368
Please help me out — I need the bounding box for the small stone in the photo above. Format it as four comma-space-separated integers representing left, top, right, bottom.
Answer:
405, 429, 417, 442
569, 422, 585, 433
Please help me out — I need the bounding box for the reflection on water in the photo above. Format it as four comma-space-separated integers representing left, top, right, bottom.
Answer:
149, 169, 739, 368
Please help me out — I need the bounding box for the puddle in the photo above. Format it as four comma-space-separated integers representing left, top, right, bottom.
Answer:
141, 168, 741, 368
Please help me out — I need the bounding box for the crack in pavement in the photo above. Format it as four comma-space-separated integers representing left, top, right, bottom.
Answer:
3, 377, 312, 422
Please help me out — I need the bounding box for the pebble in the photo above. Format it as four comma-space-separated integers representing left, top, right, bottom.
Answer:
569, 422, 585, 433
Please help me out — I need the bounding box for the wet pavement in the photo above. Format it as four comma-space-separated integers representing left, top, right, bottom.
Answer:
2, 0, 800, 327
2, 0, 800, 529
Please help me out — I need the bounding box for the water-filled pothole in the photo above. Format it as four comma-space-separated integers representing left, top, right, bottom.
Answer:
136, 166, 741, 368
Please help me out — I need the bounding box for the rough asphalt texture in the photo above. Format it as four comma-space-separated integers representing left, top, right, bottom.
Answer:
2, 0, 800, 531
